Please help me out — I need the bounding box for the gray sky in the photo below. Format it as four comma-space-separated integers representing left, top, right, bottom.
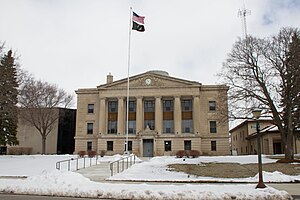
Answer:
1, 0, 300, 97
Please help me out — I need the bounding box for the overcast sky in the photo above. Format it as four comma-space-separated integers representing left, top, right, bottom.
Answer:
1, 0, 300, 97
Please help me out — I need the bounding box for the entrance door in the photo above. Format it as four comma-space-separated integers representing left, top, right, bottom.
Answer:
143, 139, 154, 157
273, 142, 282, 154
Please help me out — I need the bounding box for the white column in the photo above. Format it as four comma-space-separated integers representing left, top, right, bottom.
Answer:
174, 96, 181, 134
193, 95, 200, 134
117, 97, 124, 134
155, 96, 162, 134
99, 98, 106, 134
136, 97, 143, 133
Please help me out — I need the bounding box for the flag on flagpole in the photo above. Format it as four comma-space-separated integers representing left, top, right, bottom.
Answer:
132, 11, 145, 32
132, 21, 145, 32
132, 12, 145, 24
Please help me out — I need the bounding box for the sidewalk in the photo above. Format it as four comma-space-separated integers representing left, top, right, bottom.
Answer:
76, 162, 111, 182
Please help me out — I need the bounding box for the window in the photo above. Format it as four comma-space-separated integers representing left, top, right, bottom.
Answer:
144, 100, 155, 112
144, 120, 155, 130
108, 121, 117, 134
144, 100, 155, 130
209, 101, 216, 111
127, 121, 136, 134
87, 104, 94, 113
125, 141, 132, 151
211, 141, 216, 151
163, 100, 174, 112
108, 101, 117, 112
164, 141, 172, 151
182, 119, 193, 133
87, 123, 93, 134
87, 141, 92, 151
128, 101, 136, 112
163, 120, 174, 133
107, 141, 113, 151
181, 99, 192, 111
184, 140, 192, 151
210, 121, 217, 133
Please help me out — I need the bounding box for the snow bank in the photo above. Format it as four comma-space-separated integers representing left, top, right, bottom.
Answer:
0, 171, 291, 200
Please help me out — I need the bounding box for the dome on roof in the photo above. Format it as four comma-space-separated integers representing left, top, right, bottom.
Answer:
147, 70, 169, 76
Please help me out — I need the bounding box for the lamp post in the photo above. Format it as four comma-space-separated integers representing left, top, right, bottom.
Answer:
252, 109, 266, 189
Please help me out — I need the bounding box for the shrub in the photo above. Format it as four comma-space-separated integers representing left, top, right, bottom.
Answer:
7, 147, 32, 155
176, 150, 187, 158
87, 150, 96, 158
189, 150, 200, 158
176, 150, 200, 158
100, 150, 106, 157
78, 151, 86, 157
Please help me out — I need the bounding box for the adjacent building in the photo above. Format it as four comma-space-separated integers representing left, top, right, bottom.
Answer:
230, 119, 300, 155
7, 108, 76, 154
75, 70, 230, 156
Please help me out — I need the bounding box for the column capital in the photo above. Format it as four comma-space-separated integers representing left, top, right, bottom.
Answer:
174, 95, 181, 99
193, 95, 200, 98
155, 96, 162, 99
136, 96, 143, 100
117, 96, 125, 100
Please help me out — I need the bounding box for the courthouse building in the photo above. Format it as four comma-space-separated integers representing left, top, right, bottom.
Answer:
74, 70, 230, 156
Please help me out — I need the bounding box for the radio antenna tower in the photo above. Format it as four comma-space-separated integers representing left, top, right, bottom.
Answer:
238, 3, 251, 39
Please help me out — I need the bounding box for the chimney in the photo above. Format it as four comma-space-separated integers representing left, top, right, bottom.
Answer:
107, 73, 113, 84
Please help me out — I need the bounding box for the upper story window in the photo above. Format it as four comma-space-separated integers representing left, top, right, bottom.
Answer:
181, 99, 192, 111
108, 101, 117, 112
87, 104, 94, 114
87, 123, 93, 134
209, 101, 216, 111
144, 100, 155, 112
163, 100, 174, 112
128, 101, 136, 112
210, 121, 217, 133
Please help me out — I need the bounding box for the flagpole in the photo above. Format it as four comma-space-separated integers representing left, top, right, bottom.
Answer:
125, 7, 132, 155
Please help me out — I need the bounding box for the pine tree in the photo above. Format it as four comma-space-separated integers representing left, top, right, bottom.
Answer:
0, 49, 19, 146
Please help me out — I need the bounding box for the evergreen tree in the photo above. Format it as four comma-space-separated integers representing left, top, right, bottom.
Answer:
0, 49, 19, 146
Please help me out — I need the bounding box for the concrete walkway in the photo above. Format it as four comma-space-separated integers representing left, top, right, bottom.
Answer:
77, 162, 111, 182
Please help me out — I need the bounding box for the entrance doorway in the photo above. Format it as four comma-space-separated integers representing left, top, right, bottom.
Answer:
143, 139, 154, 157
273, 142, 282, 154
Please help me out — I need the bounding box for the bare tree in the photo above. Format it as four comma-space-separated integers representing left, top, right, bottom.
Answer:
219, 27, 300, 161
18, 73, 73, 154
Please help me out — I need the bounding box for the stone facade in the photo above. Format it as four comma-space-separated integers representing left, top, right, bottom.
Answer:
75, 70, 230, 156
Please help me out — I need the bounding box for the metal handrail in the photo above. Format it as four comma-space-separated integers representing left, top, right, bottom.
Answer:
109, 154, 136, 176
56, 156, 98, 171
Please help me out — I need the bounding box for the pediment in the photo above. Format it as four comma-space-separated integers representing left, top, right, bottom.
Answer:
98, 71, 201, 89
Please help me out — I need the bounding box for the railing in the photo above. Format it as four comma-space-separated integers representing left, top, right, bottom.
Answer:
109, 154, 136, 176
56, 156, 99, 171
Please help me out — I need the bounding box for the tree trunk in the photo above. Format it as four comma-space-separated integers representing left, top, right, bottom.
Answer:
285, 132, 294, 160
42, 135, 46, 154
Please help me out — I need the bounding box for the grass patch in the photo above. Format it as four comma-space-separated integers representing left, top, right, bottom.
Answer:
168, 162, 300, 178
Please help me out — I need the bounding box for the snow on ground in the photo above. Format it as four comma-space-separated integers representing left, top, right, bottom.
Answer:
0, 154, 137, 177
0, 170, 291, 200
0, 154, 296, 199
108, 155, 300, 183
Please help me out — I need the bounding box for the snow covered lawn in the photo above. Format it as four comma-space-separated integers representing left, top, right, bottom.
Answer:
0, 154, 296, 199
108, 155, 300, 183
